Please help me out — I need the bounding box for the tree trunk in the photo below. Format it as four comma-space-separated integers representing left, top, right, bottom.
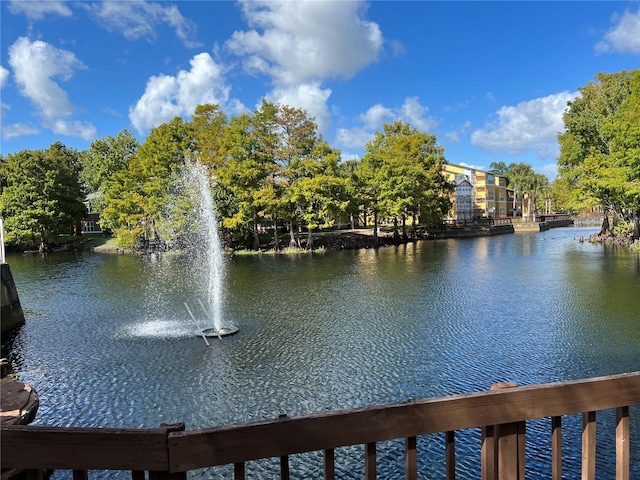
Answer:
393, 218, 400, 244
632, 215, 640, 241
600, 213, 610, 235
402, 216, 408, 242
296, 224, 302, 249
412, 213, 417, 239
252, 218, 260, 250
289, 222, 297, 249
350, 213, 355, 230
373, 211, 379, 246
307, 229, 314, 250
273, 216, 280, 251
39, 228, 49, 253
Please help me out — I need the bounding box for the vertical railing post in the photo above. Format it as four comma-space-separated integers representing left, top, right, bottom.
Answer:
279, 455, 290, 480
551, 416, 562, 480
365, 442, 376, 479
486, 382, 525, 480
405, 436, 417, 480
445, 431, 455, 480
323, 448, 335, 480
616, 406, 629, 480
481, 425, 497, 480
159, 423, 186, 480
582, 411, 596, 480
234, 462, 245, 480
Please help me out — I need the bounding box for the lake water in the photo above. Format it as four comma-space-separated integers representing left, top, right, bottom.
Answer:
2, 227, 639, 478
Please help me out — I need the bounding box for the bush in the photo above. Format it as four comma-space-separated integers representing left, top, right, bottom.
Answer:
612, 221, 633, 237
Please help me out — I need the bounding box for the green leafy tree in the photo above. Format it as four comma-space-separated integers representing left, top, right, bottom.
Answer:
214, 113, 270, 249
557, 69, 639, 238
0, 142, 86, 251
289, 140, 349, 249
191, 104, 227, 169
488, 161, 508, 175
80, 129, 139, 211
101, 117, 194, 248
359, 121, 451, 244
502, 162, 547, 218
337, 158, 363, 229
250, 101, 321, 249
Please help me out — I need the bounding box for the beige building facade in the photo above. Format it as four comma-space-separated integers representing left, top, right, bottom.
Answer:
442, 163, 516, 220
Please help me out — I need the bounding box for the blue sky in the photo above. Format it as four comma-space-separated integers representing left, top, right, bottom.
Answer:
1, 1, 639, 179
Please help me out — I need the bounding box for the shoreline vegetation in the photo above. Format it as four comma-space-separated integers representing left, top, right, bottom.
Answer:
5, 222, 638, 256
5, 228, 434, 255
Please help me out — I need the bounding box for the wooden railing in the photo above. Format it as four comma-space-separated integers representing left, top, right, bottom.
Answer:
2, 372, 639, 479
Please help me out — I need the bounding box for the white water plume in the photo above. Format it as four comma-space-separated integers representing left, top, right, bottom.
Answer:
182, 160, 230, 332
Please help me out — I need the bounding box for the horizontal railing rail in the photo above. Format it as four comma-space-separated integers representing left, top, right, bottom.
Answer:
2, 372, 639, 479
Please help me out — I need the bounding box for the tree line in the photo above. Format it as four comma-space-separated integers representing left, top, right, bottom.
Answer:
1, 69, 637, 252
0, 101, 452, 251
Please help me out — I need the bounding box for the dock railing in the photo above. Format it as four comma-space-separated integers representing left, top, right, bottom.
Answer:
2, 372, 639, 479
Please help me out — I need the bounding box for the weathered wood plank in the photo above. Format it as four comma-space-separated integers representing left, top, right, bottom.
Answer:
167, 372, 640, 471
323, 448, 334, 480
405, 436, 417, 480
517, 421, 525, 480
280, 455, 289, 480
72, 470, 88, 480
0, 426, 170, 470
497, 422, 518, 480
551, 416, 562, 480
234, 462, 245, 480
616, 406, 629, 480
365, 442, 376, 480
445, 431, 455, 480
481, 425, 496, 480
582, 411, 596, 480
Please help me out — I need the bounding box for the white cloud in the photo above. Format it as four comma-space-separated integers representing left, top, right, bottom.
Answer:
49, 119, 96, 141
266, 82, 332, 134
129, 52, 239, 133
336, 126, 374, 150
336, 97, 438, 151
8, 37, 96, 140
227, 0, 383, 87
2, 123, 40, 141
596, 8, 640, 54
83, 1, 200, 48
0, 66, 9, 88
470, 91, 577, 159
8, 0, 72, 20
360, 104, 396, 130
400, 97, 438, 132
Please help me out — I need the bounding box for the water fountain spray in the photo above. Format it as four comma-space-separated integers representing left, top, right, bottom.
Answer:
183, 160, 238, 340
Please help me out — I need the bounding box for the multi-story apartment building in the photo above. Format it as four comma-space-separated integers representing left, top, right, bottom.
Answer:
442, 163, 512, 220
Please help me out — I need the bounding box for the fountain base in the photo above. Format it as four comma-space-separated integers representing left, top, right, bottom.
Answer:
197, 326, 239, 338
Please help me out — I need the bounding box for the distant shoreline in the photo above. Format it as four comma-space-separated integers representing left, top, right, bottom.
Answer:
2, 224, 570, 256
